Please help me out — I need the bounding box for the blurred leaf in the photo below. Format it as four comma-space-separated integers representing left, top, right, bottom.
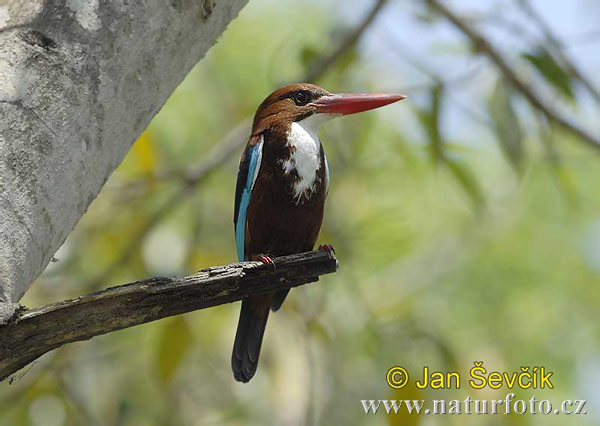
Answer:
488, 79, 524, 172
300, 45, 319, 68
309, 319, 332, 342
416, 85, 484, 209
444, 156, 485, 209
554, 165, 579, 207
132, 131, 158, 177
539, 122, 579, 207
523, 49, 573, 99
156, 316, 193, 385
415, 85, 443, 164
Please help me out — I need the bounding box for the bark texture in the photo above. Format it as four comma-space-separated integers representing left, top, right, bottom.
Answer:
0, 0, 248, 311
0, 250, 339, 382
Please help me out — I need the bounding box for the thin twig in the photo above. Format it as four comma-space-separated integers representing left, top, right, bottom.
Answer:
305, 0, 388, 82
516, 0, 600, 103
113, 119, 252, 200
424, 0, 600, 152
382, 29, 493, 127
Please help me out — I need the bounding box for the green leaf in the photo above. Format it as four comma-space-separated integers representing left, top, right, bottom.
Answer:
300, 46, 319, 68
539, 125, 579, 207
415, 85, 484, 209
523, 49, 573, 99
444, 156, 485, 209
155, 316, 193, 385
488, 79, 524, 172
415, 85, 443, 164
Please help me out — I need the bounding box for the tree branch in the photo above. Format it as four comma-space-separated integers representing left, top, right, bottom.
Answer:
305, 0, 388, 82
0, 250, 338, 382
516, 0, 600, 103
424, 0, 600, 152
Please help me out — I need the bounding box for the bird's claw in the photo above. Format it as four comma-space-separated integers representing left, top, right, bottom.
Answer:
254, 254, 276, 271
318, 244, 336, 255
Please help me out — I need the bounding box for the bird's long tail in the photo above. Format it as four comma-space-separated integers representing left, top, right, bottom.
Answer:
231, 295, 272, 382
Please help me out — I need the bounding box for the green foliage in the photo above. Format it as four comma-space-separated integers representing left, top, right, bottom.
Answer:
416, 85, 484, 208
488, 78, 524, 172
300, 45, 320, 68
416, 84, 443, 164
523, 49, 574, 99
443, 155, 484, 208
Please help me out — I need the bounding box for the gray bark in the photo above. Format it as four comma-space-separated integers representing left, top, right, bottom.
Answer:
0, 0, 248, 314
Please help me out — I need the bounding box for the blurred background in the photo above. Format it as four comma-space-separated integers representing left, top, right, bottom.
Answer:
2, 0, 600, 424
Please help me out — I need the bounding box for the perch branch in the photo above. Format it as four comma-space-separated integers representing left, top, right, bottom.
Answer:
0, 250, 338, 382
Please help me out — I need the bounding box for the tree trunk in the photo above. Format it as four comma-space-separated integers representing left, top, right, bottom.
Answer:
0, 0, 248, 319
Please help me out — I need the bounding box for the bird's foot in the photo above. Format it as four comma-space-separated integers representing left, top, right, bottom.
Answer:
252, 254, 276, 271
318, 244, 336, 255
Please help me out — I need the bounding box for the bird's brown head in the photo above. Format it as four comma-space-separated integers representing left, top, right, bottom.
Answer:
251, 83, 405, 135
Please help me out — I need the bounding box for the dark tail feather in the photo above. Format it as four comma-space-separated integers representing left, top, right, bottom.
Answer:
231, 297, 271, 383
270, 289, 289, 312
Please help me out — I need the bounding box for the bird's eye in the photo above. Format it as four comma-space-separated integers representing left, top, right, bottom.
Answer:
293, 92, 309, 106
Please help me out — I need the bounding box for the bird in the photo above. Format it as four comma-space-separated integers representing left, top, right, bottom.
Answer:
232, 83, 405, 382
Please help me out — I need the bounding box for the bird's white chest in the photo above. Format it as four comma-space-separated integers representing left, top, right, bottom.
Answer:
281, 121, 322, 202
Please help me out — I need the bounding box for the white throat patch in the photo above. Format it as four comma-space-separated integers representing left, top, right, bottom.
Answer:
281, 114, 335, 202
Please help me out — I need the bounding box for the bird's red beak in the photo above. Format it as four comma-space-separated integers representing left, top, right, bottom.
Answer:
311, 93, 406, 115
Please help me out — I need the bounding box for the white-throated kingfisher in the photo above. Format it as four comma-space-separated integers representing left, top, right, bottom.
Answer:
232, 83, 405, 382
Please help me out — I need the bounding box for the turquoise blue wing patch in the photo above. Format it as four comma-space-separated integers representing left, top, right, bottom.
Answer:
324, 154, 330, 198
233, 135, 264, 261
